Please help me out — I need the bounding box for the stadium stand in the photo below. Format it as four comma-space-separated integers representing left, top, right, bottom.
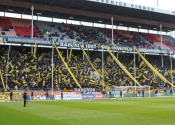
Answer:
143, 33, 175, 50
0, 17, 16, 37
0, 17, 174, 92
0, 17, 159, 49
0, 46, 101, 91
0, 16, 174, 91
164, 35, 175, 46
36, 21, 63, 41
0, 45, 174, 91
101, 28, 154, 48
0, 17, 174, 51
0, 17, 41, 39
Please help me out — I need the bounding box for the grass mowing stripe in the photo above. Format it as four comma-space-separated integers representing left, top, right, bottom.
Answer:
0, 98, 175, 125
0, 103, 70, 125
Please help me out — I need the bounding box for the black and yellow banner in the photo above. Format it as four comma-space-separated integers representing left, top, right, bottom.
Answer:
0, 92, 23, 101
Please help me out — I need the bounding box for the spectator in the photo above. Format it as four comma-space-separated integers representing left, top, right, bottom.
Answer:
10, 91, 13, 101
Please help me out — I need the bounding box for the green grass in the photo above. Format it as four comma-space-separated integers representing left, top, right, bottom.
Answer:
0, 98, 175, 125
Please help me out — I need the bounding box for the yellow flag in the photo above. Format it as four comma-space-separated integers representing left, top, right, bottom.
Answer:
33, 41, 37, 57
139, 61, 145, 68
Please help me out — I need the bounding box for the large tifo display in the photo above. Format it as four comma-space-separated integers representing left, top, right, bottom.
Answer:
0, 92, 23, 101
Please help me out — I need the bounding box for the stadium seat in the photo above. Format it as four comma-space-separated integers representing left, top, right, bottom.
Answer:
144, 34, 175, 50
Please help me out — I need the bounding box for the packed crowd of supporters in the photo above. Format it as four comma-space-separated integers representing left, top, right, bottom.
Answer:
45, 24, 107, 44
1, 17, 175, 51
0, 46, 101, 91
0, 46, 174, 92
67, 25, 106, 44
43, 23, 155, 49
101, 29, 154, 48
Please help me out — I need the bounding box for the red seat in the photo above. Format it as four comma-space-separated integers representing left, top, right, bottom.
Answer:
0, 18, 12, 27
14, 26, 38, 38
144, 34, 175, 50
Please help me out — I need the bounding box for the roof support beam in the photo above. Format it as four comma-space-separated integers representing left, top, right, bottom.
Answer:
125, 9, 136, 16
0, 0, 175, 29
5, 6, 9, 12
82, 3, 91, 11
49, 0, 55, 6
22, 8, 28, 14
53, 13, 60, 18
112, 7, 122, 15
138, 12, 149, 18
150, 14, 161, 20
81, 17, 89, 21
97, 5, 108, 13
66, 0, 77, 8
40, 10, 45, 14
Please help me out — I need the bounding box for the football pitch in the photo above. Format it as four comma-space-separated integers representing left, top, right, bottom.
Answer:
0, 98, 175, 125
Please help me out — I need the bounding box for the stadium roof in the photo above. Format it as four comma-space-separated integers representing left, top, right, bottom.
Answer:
0, 0, 175, 32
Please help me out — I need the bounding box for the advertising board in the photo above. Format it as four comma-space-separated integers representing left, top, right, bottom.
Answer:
82, 94, 94, 99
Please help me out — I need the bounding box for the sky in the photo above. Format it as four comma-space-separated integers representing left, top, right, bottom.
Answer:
120, 0, 175, 11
